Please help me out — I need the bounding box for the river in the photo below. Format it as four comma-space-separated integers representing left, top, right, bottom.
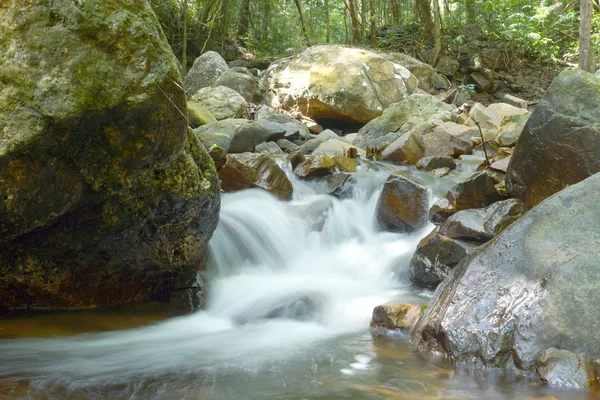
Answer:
0, 159, 596, 399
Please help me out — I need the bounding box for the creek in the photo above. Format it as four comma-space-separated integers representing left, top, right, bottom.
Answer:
0, 160, 595, 400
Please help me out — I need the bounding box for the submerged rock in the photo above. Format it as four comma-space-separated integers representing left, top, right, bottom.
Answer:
263, 45, 417, 124
377, 173, 429, 233
507, 70, 600, 208
0, 1, 220, 309
219, 153, 292, 200
413, 172, 600, 379
370, 303, 422, 331
537, 348, 597, 389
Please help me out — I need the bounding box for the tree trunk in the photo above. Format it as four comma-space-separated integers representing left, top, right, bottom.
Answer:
181, 0, 188, 70
579, 0, 596, 72
370, 0, 376, 47
361, 0, 367, 40
324, 0, 331, 43
261, 0, 271, 43
415, 0, 434, 37
391, 0, 400, 24
344, 0, 361, 44
294, 0, 312, 46
465, 0, 475, 24
430, 0, 442, 66
237, 0, 251, 38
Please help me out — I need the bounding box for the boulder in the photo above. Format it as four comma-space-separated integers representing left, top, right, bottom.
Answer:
537, 348, 597, 389
355, 94, 457, 146
190, 86, 248, 120
468, 72, 491, 92
301, 130, 340, 154
325, 173, 356, 198
436, 56, 460, 78
288, 150, 306, 171
184, 51, 229, 98
331, 155, 359, 172
429, 172, 502, 224
255, 141, 284, 155
208, 145, 227, 171
506, 70, 600, 208
413, 172, 600, 377
263, 45, 417, 124
423, 128, 473, 158
408, 228, 479, 288
187, 101, 217, 128
432, 72, 451, 91
416, 156, 456, 171
276, 138, 300, 153
219, 153, 292, 200
214, 67, 260, 102
228, 120, 287, 153
467, 103, 502, 132
313, 139, 365, 156
487, 103, 529, 125
194, 119, 249, 150
497, 93, 528, 110
370, 303, 422, 331
255, 106, 311, 140
0, 1, 220, 308
294, 155, 337, 179
385, 52, 435, 92
377, 173, 429, 233
380, 131, 425, 164
496, 113, 529, 147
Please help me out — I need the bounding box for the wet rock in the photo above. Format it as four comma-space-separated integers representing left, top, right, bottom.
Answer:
537, 348, 597, 389
294, 155, 337, 179
331, 155, 359, 172
255, 141, 284, 155
431, 167, 451, 177
276, 138, 300, 153
439, 208, 489, 242
370, 303, 422, 331
436, 56, 460, 78
413, 172, 600, 374
208, 145, 227, 171
214, 67, 260, 102
0, 2, 220, 309
416, 156, 456, 171
228, 120, 287, 153
263, 45, 417, 124
184, 51, 229, 98
187, 102, 217, 128
507, 70, 600, 208
429, 172, 502, 224
355, 94, 457, 146
313, 139, 366, 157
219, 153, 292, 200
190, 86, 248, 120
325, 173, 356, 198
288, 150, 305, 171
408, 228, 479, 288
377, 173, 429, 233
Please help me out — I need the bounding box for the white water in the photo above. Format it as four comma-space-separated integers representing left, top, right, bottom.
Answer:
0, 161, 479, 399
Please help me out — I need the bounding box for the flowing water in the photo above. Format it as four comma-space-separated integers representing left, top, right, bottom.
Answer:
0, 160, 597, 400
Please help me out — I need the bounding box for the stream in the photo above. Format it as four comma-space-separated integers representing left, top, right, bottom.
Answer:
0, 160, 597, 400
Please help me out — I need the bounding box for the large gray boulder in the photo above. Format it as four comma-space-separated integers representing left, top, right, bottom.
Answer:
506, 70, 600, 208
190, 86, 248, 120
183, 51, 229, 98
194, 119, 288, 153
355, 94, 457, 147
0, 0, 220, 309
263, 45, 417, 124
214, 67, 260, 103
413, 172, 600, 382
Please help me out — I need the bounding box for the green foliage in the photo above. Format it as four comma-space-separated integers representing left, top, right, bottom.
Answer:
457, 79, 476, 95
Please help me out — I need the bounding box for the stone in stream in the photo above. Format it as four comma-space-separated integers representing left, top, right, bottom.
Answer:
325, 173, 356, 198
377, 173, 429, 233
263, 45, 417, 124
214, 67, 260, 103
190, 86, 248, 120
255, 106, 311, 140
422, 128, 473, 158
255, 141, 284, 155
227, 120, 287, 153
276, 138, 300, 153
288, 150, 305, 171
219, 153, 293, 200
0, 1, 220, 308
537, 348, 597, 389
507, 70, 600, 208
194, 119, 248, 150
184, 51, 229, 98
370, 303, 422, 331
294, 155, 337, 179
208, 145, 227, 171
413, 172, 600, 386
416, 156, 456, 171
301, 130, 340, 154
408, 227, 480, 289
380, 131, 425, 165
429, 172, 502, 224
